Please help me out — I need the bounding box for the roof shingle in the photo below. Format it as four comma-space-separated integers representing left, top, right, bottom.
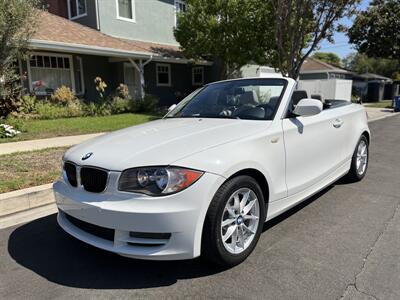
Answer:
31, 11, 183, 58
300, 57, 349, 73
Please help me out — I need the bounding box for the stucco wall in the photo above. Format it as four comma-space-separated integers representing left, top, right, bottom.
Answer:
98, 0, 178, 45
72, 0, 98, 29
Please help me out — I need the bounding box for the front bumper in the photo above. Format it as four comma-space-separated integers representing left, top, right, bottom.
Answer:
54, 171, 225, 260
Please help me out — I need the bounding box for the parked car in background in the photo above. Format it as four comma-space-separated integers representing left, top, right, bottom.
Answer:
54, 77, 370, 266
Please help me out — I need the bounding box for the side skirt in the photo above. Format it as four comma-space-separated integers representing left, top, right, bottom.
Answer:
266, 160, 351, 221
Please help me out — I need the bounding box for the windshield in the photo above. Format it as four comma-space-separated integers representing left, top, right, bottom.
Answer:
166, 78, 287, 120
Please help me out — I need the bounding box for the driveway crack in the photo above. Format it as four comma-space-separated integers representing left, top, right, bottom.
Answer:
339, 199, 400, 300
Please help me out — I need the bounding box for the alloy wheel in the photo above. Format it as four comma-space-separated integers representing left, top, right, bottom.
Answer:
356, 139, 368, 175
220, 188, 260, 254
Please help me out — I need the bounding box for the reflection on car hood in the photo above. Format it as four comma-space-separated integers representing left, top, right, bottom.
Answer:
64, 118, 271, 171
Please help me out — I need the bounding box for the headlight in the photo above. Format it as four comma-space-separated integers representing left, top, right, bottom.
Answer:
118, 166, 204, 196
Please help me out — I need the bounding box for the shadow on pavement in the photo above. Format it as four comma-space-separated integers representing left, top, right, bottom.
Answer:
8, 184, 334, 290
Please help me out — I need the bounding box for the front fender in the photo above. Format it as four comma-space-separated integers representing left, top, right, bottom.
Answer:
173, 131, 287, 202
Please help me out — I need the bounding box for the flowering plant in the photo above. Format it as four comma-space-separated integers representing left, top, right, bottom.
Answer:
94, 77, 107, 101
0, 124, 21, 138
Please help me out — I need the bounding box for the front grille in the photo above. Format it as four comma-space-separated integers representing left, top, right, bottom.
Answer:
65, 213, 114, 241
64, 162, 77, 187
80, 167, 108, 193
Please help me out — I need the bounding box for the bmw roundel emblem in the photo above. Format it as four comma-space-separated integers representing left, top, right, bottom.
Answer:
82, 152, 93, 161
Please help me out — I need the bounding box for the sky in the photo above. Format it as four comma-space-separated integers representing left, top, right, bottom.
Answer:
317, 0, 370, 58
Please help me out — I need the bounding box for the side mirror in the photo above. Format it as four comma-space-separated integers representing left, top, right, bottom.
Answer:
168, 104, 177, 112
293, 99, 323, 117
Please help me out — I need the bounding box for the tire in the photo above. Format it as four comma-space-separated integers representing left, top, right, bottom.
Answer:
202, 175, 266, 267
345, 135, 369, 182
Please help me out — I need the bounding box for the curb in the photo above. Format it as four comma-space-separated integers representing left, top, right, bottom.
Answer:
0, 183, 55, 229
368, 112, 400, 123
0, 203, 57, 229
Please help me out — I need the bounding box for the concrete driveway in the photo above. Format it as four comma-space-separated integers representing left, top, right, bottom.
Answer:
1, 116, 400, 300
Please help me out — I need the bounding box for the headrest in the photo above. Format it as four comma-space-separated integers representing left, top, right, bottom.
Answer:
291, 90, 308, 106
239, 90, 259, 106
268, 96, 279, 107
311, 94, 323, 102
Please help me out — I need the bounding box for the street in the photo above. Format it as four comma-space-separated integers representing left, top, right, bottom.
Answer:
1, 115, 399, 300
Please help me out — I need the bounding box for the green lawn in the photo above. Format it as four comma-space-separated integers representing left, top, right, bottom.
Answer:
364, 100, 393, 109
0, 113, 158, 143
0, 147, 67, 193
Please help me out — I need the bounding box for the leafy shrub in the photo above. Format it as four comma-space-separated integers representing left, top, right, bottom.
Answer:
35, 101, 82, 119
51, 86, 77, 105
108, 96, 132, 114
18, 94, 37, 114
5, 117, 27, 133
81, 102, 111, 117
66, 100, 83, 117
0, 68, 24, 118
138, 94, 159, 113
130, 99, 140, 113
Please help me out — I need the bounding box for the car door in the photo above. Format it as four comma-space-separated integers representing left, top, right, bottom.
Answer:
282, 106, 347, 196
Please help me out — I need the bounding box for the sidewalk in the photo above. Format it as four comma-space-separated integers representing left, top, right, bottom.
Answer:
365, 106, 398, 122
0, 132, 104, 155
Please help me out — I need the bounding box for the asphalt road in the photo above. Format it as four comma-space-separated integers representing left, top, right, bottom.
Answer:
1, 116, 400, 300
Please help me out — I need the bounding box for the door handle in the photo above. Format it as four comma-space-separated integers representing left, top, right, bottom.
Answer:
333, 119, 344, 128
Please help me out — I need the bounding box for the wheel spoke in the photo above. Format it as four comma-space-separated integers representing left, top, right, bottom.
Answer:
242, 199, 257, 215
243, 214, 259, 221
361, 145, 367, 155
240, 190, 250, 212
233, 194, 240, 211
222, 218, 236, 227
230, 226, 238, 249
223, 225, 237, 242
227, 207, 236, 218
242, 224, 255, 235
238, 226, 245, 249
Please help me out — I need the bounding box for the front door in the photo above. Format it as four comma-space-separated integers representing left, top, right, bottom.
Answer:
282, 108, 347, 196
123, 63, 139, 98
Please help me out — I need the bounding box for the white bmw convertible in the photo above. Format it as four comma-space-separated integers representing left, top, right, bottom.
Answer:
54, 77, 370, 266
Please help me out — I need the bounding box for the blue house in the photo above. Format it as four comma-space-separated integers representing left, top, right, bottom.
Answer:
24, 0, 214, 106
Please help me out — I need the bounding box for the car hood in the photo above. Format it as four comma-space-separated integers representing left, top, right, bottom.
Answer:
64, 118, 271, 171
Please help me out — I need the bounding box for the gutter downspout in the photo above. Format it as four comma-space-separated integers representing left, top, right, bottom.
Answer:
95, 0, 100, 31
128, 56, 153, 100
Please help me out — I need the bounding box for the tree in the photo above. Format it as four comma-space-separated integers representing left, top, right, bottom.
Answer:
342, 52, 400, 79
271, 0, 360, 79
348, 0, 400, 60
312, 52, 342, 67
174, 0, 274, 79
0, 0, 40, 117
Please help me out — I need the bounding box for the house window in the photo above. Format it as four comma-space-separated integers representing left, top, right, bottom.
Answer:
175, 0, 187, 27
117, 0, 135, 22
68, 0, 87, 20
192, 67, 204, 86
28, 54, 75, 95
156, 64, 171, 87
